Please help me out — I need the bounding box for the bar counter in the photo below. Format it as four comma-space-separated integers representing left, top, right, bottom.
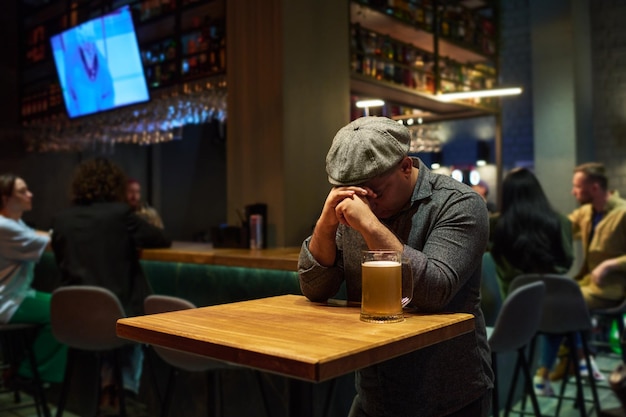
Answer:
35, 242, 307, 308
140, 241, 300, 271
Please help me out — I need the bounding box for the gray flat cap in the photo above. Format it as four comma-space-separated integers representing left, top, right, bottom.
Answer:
326, 116, 411, 186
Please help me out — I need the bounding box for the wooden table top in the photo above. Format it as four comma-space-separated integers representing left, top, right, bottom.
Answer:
117, 294, 475, 382
139, 241, 300, 271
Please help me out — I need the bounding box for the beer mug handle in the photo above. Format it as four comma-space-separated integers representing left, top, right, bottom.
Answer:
401, 263, 413, 308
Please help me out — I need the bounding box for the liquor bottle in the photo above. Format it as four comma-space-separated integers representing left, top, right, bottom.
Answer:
403, 44, 416, 88
363, 30, 375, 77
385, 0, 396, 16
350, 26, 358, 74
394, 43, 404, 85
353, 24, 365, 75
382, 36, 394, 82
439, 6, 450, 38
424, 6, 433, 32
413, 0, 425, 29
212, 18, 226, 72
165, 39, 176, 60
374, 33, 384, 81
200, 15, 212, 53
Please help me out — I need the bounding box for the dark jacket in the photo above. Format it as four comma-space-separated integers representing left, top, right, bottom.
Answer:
51, 202, 171, 317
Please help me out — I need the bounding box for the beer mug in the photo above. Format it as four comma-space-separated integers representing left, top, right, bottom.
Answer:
360, 250, 413, 323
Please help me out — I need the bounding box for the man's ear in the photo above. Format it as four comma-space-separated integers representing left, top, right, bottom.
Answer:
400, 157, 412, 174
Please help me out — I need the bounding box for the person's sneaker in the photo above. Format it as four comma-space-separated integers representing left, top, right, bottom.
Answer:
579, 356, 606, 381
533, 374, 554, 396
549, 357, 574, 381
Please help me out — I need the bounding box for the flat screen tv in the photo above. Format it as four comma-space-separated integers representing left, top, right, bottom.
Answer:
50, 6, 149, 119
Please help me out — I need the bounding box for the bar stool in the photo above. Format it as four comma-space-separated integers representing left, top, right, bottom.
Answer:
590, 298, 626, 363
510, 274, 602, 417
144, 294, 273, 417
0, 322, 50, 417
50, 285, 131, 417
488, 281, 545, 417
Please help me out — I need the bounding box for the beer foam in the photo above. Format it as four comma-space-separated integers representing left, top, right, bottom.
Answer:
362, 261, 401, 267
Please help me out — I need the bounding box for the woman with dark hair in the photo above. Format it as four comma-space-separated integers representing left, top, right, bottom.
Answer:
491, 167, 573, 295
51, 157, 171, 406
0, 173, 67, 383
490, 167, 574, 396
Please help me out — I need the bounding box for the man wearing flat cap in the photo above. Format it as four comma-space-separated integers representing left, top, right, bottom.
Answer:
298, 116, 493, 417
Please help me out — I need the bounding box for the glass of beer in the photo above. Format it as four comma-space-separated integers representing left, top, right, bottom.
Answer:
360, 250, 413, 323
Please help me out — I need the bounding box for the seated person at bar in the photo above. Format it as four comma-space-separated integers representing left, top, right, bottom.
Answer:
490, 167, 573, 297
472, 180, 497, 213
544, 162, 626, 383
547, 162, 625, 383
126, 178, 164, 229
51, 157, 171, 406
569, 162, 626, 309
298, 116, 493, 417
489, 167, 573, 396
0, 173, 67, 384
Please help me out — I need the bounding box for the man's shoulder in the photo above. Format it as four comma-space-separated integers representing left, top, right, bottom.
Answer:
428, 173, 480, 200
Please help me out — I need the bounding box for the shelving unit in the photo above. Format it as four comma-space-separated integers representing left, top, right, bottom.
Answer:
349, 0, 499, 123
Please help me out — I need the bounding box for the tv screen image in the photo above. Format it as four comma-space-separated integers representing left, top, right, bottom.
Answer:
50, 6, 149, 119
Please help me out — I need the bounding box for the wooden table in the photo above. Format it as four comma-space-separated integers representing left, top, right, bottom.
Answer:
117, 294, 475, 416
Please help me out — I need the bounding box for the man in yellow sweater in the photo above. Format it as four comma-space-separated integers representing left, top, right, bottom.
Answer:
545, 162, 626, 383
569, 162, 626, 309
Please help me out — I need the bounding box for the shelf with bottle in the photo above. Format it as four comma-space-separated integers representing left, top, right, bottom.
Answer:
351, 24, 497, 107
351, 0, 496, 61
111, 0, 176, 23
352, 24, 434, 93
351, 1, 493, 66
140, 36, 178, 88
179, 16, 226, 80
20, 80, 65, 122
22, 12, 67, 70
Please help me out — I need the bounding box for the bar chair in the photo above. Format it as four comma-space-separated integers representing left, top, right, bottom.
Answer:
144, 294, 272, 417
0, 322, 51, 417
50, 285, 131, 417
488, 281, 546, 417
509, 274, 602, 417
481, 251, 503, 327
590, 298, 626, 363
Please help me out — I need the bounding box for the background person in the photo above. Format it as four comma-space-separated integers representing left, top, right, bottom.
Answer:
472, 180, 497, 213
0, 173, 67, 384
490, 167, 573, 297
298, 116, 493, 417
488, 167, 573, 396
544, 162, 626, 383
51, 157, 171, 406
569, 162, 626, 309
126, 178, 164, 229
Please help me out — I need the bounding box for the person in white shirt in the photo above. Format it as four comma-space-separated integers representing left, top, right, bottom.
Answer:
0, 173, 66, 383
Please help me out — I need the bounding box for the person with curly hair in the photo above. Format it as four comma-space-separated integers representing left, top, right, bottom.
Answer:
51, 157, 171, 407
0, 173, 67, 384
